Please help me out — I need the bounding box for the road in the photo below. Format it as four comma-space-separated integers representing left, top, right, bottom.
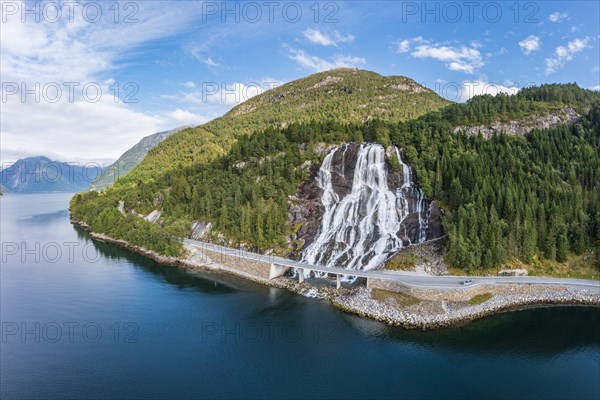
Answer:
183, 238, 600, 290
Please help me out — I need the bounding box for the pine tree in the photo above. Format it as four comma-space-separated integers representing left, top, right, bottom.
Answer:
218, 201, 229, 231
521, 216, 538, 263
556, 227, 569, 263
240, 204, 252, 239
433, 159, 443, 199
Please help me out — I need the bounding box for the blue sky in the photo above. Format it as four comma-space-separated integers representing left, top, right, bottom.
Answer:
1, 1, 599, 163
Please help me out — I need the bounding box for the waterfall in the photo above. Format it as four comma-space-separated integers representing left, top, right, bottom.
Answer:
394, 147, 428, 244
301, 143, 428, 276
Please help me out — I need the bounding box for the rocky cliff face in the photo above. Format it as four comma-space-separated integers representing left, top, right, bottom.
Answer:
454, 107, 580, 138
289, 143, 443, 272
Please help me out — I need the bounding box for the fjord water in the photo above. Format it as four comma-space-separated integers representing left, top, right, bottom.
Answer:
1, 194, 599, 400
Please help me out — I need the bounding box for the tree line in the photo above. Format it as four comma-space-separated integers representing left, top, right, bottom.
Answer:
71, 84, 600, 270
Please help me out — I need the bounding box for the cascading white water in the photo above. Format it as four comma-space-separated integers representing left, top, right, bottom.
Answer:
301, 143, 428, 276
394, 147, 428, 244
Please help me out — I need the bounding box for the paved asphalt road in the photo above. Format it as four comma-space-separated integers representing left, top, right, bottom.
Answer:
183, 239, 600, 290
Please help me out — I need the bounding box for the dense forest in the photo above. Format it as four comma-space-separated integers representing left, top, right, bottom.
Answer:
124, 68, 448, 181
71, 83, 600, 271
395, 103, 600, 271
440, 83, 598, 126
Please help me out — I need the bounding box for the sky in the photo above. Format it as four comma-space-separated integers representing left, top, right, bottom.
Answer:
1, 0, 599, 164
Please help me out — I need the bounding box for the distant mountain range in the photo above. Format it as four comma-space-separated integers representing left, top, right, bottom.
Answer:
2, 127, 186, 194
0, 156, 101, 193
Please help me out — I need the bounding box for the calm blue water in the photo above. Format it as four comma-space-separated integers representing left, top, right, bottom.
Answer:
1, 193, 599, 399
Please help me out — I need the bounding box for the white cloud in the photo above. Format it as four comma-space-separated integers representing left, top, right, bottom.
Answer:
287, 48, 366, 72
459, 81, 521, 102
303, 29, 354, 47
545, 37, 590, 74
189, 51, 223, 71
518, 35, 541, 55
590, 85, 600, 91
394, 37, 425, 53
161, 78, 286, 123
0, 3, 201, 162
549, 12, 568, 22
396, 40, 410, 53
398, 38, 484, 74
202, 57, 221, 68
167, 109, 207, 125
1, 92, 163, 164
183, 81, 196, 88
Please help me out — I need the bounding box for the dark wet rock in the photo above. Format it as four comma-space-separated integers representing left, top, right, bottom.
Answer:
289, 142, 443, 265
426, 201, 444, 240
288, 163, 324, 259
328, 143, 360, 198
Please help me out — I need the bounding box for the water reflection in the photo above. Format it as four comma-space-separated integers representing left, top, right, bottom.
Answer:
343, 304, 600, 356
76, 227, 240, 294
2, 193, 599, 400
77, 222, 600, 357
20, 209, 69, 224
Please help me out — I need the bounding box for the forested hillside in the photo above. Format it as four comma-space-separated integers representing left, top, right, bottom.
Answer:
441, 83, 597, 126
71, 78, 600, 273
124, 68, 448, 182
394, 99, 600, 271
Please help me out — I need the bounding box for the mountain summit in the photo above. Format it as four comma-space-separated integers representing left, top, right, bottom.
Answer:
129, 68, 449, 180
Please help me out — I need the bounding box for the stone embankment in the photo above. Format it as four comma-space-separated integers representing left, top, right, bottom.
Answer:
72, 220, 600, 330
332, 286, 600, 330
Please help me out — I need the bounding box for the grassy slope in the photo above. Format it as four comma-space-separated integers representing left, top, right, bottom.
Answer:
122, 68, 449, 185
91, 127, 187, 190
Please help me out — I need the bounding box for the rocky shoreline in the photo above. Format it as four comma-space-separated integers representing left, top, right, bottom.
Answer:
72, 220, 600, 331
331, 286, 600, 330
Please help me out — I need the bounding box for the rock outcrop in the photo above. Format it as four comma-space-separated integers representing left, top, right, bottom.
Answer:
498, 269, 529, 276
454, 107, 580, 138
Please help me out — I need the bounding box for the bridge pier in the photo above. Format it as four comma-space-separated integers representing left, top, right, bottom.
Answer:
336, 274, 341, 290
269, 263, 289, 280
298, 268, 304, 284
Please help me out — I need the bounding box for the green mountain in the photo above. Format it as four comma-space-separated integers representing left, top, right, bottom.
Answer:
71, 72, 600, 274
72, 68, 449, 255
126, 68, 449, 182
91, 127, 187, 190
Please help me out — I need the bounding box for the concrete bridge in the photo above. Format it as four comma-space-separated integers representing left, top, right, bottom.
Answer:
184, 238, 367, 289
183, 239, 600, 292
